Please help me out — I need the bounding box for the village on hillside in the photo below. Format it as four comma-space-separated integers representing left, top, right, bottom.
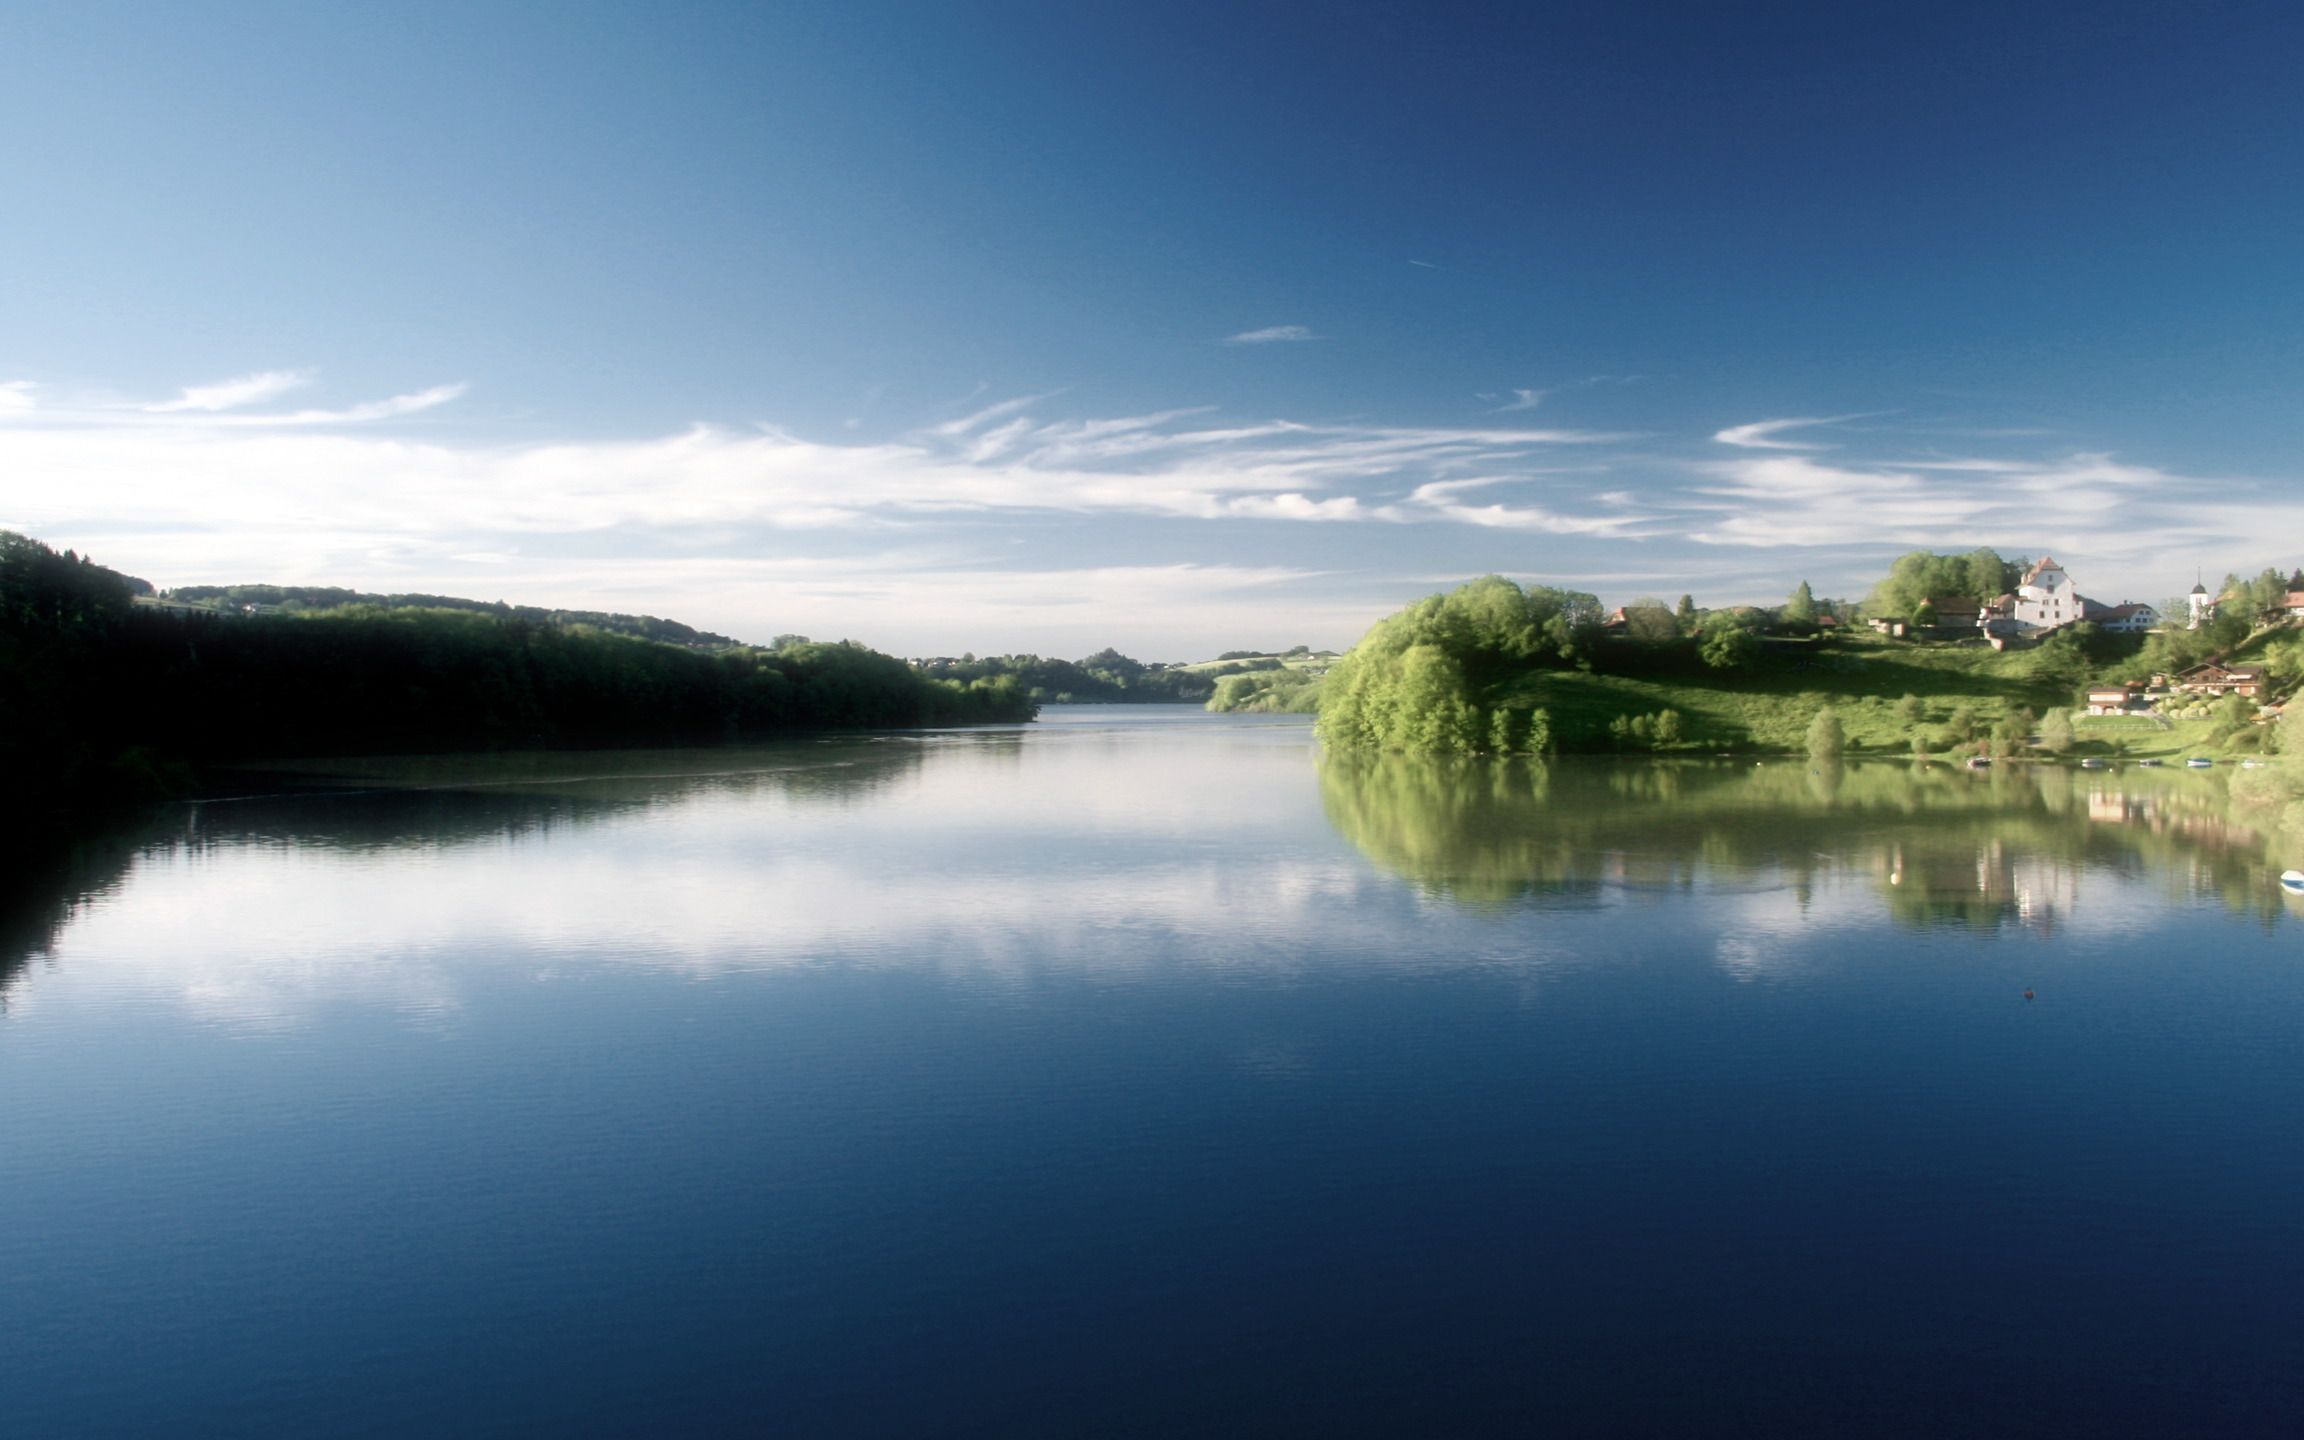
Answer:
1860, 554, 2304, 724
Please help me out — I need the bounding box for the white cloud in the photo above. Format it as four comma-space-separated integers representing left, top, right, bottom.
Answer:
1491, 388, 1546, 413
1225, 324, 1317, 345
1712, 416, 1840, 450
3, 370, 2282, 651
238, 382, 469, 426
148, 368, 314, 413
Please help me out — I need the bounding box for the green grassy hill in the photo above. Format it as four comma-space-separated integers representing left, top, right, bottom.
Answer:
1194, 649, 1335, 713
1493, 634, 2075, 753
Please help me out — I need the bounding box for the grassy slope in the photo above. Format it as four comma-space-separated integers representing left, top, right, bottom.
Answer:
1493, 635, 2086, 754
1192, 651, 1334, 713
1178, 651, 1337, 678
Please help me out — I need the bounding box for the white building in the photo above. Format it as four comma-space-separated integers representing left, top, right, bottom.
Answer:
1981, 557, 2156, 638
2007, 556, 2080, 631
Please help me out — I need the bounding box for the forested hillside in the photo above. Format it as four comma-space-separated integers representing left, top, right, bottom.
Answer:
163, 583, 738, 648
1, 531, 1033, 820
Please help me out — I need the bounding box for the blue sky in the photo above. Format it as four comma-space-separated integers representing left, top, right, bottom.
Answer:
4, 0, 2301, 656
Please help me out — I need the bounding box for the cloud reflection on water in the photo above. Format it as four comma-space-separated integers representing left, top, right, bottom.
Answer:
12, 722, 2301, 1031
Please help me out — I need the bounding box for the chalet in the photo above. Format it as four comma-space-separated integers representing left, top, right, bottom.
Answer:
2164, 662, 2268, 698
2085, 683, 2153, 717
2278, 569, 2304, 619
2093, 601, 2159, 634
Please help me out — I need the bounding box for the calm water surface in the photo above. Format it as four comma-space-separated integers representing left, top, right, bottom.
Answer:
7, 707, 2304, 1436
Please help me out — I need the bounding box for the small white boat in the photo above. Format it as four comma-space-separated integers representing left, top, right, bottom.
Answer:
2079, 758, 2109, 769
2186, 757, 2214, 769
2281, 870, 2304, 895
2136, 758, 2163, 768
2242, 759, 2268, 769
1965, 756, 1992, 769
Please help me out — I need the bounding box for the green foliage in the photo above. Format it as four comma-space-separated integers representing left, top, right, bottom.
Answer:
2038, 709, 2075, 753
166, 582, 737, 648
916, 648, 1214, 703
1894, 693, 1922, 725
1206, 670, 1323, 713
1524, 708, 1553, 755
1697, 610, 1759, 670
1674, 595, 1697, 632
1965, 547, 2014, 603
1910, 599, 1939, 629
1316, 577, 1600, 751
2220, 566, 2295, 619
1621, 599, 1680, 644
1806, 707, 1845, 758
1784, 581, 1817, 625
1868, 548, 2009, 618
1610, 708, 1686, 751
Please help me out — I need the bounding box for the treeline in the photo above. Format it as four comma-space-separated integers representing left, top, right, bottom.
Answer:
1864, 548, 2026, 617
1, 531, 1034, 820
163, 582, 738, 648
913, 648, 1215, 703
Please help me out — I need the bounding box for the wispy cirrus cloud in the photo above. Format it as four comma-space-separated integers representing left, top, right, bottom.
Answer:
1682, 443, 2258, 575
1225, 324, 1317, 345
1711, 415, 1842, 450
148, 368, 314, 413
7, 373, 469, 429
253, 382, 468, 426
1, 368, 2281, 653
0, 381, 1635, 566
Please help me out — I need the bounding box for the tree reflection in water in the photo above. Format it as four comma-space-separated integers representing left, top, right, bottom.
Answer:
0, 740, 932, 1007
1320, 754, 2304, 929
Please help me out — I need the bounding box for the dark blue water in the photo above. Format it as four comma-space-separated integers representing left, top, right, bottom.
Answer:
6, 709, 2304, 1436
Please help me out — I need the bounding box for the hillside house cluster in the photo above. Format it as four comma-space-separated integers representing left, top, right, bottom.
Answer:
1978, 557, 2159, 641
2084, 663, 2271, 718
1877, 557, 2161, 644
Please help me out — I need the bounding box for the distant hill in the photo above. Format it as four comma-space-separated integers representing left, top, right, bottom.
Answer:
912, 648, 1216, 703
160, 583, 739, 648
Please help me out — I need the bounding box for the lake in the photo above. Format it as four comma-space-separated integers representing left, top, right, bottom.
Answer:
7, 706, 2304, 1437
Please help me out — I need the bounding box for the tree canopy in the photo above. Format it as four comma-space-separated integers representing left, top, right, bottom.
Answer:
1867, 548, 2017, 618
1315, 576, 1596, 752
